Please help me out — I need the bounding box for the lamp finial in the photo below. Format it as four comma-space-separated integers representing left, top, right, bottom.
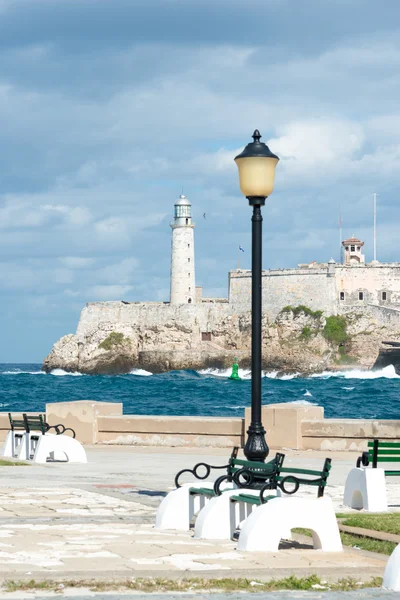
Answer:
252, 129, 261, 142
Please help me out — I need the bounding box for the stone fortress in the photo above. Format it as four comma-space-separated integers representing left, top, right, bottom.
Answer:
43, 195, 400, 374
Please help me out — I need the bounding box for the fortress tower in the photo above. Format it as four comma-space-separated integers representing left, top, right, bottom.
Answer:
342, 236, 365, 265
170, 194, 196, 304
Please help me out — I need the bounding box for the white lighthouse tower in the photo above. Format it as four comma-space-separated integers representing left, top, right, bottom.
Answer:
170, 194, 196, 305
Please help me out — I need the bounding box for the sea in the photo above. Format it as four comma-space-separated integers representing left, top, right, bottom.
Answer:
0, 363, 399, 420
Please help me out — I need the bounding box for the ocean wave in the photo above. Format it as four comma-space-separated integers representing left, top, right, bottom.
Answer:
129, 368, 153, 377
304, 390, 312, 397
50, 369, 83, 377
291, 399, 317, 406
311, 365, 399, 380
198, 368, 252, 380
1, 370, 46, 375
264, 371, 279, 379
343, 386, 355, 390
279, 373, 301, 380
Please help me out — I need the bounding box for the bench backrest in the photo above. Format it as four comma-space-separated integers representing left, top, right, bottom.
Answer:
23, 414, 47, 435
228, 454, 284, 479
276, 458, 332, 498
8, 413, 26, 431
367, 440, 400, 469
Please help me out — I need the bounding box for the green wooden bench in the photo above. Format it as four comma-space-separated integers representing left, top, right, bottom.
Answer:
230, 457, 332, 510
357, 440, 400, 475
188, 451, 285, 502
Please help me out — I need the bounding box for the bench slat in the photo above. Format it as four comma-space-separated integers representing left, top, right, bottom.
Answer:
384, 471, 400, 476
368, 441, 400, 448
279, 467, 325, 477
373, 457, 400, 463
189, 488, 216, 496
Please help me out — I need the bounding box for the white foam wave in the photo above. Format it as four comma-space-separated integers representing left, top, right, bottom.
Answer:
129, 368, 153, 377
2, 370, 45, 375
311, 365, 399, 380
304, 390, 312, 397
343, 386, 355, 390
264, 371, 278, 379
198, 368, 252, 380
291, 399, 316, 406
279, 373, 301, 380
50, 369, 83, 376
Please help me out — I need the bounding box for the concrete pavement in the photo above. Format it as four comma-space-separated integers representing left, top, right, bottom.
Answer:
0, 446, 396, 586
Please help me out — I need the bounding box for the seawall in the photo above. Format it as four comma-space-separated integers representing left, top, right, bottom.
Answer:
2, 401, 400, 451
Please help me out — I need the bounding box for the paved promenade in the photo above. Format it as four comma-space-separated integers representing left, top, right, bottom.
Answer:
0, 446, 397, 588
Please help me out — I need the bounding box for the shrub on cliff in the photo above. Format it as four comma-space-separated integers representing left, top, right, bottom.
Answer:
281, 305, 323, 319
99, 332, 129, 351
323, 316, 348, 344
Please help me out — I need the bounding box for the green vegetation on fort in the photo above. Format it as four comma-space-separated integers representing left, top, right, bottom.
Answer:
4, 575, 383, 593
323, 315, 348, 344
299, 326, 313, 340
281, 305, 323, 319
0, 459, 29, 467
98, 332, 129, 351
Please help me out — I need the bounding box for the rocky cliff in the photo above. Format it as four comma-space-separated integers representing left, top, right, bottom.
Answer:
42, 302, 400, 375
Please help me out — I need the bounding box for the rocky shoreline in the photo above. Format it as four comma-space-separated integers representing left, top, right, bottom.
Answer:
42, 304, 400, 376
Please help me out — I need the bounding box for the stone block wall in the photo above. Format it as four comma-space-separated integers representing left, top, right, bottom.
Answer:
1, 401, 400, 451
229, 268, 337, 319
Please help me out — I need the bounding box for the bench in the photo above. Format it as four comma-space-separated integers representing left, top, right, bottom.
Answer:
2, 413, 87, 464
344, 440, 400, 512
155, 449, 285, 532
227, 458, 332, 541
234, 458, 341, 552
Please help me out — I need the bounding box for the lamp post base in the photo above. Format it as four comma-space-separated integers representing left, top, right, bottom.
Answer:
243, 425, 269, 462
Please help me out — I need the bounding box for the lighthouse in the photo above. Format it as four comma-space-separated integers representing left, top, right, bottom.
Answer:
170, 194, 196, 304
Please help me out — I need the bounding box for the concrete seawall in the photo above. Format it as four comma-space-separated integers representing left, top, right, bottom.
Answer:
1, 401, 400, 451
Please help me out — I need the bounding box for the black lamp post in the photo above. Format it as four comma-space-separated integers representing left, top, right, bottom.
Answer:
234, 130, 279, 462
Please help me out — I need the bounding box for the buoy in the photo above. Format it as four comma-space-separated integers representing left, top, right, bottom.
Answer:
229, 359, 241, 381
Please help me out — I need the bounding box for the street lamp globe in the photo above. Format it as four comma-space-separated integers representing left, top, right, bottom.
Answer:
234, 130, 279, 200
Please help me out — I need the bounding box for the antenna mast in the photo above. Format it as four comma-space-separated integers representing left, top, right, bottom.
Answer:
373, 193, 377, 261
339, 208, 343, 263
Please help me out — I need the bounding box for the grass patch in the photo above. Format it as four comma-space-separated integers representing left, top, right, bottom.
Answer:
338, 513, 400, 535
336, 346, 358, 364
323, 315, 348, 344
281, 305, 323, 319
98, 331, 130, 351
294, 525, 394, 555
3, 576, 382, 593
299, 326, 312, 340
0, 459, 28, 466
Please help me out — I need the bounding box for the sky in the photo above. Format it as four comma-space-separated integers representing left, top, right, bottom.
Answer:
1, 0, 400, 362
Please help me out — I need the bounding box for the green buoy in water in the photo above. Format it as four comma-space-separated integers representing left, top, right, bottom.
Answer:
228, 359, 241, 381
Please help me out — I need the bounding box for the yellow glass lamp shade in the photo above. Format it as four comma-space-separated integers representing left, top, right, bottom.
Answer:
234, 130, 279, 198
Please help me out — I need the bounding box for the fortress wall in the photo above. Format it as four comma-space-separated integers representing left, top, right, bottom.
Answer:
335, 265, 400, 307
76, 301, 233, 341
229, 268, 337, 319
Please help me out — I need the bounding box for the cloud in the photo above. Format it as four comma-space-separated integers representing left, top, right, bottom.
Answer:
60, 256, 94, 268
1, 0, 400, 361
87, 284, 133, 300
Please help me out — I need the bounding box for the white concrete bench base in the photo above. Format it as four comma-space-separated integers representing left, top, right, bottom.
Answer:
237, 496, 342, 552
383, 543, 400, 591
194, 489, 243, 540
155, 482, 214, 531
194, 489, 289, 541
31, 433, 87, 464
3, 432, 87, 464
2, 431, 24, 459
343, 467, 388, 512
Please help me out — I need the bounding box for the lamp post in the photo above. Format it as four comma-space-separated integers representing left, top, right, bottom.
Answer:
234, 130, 279, 462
